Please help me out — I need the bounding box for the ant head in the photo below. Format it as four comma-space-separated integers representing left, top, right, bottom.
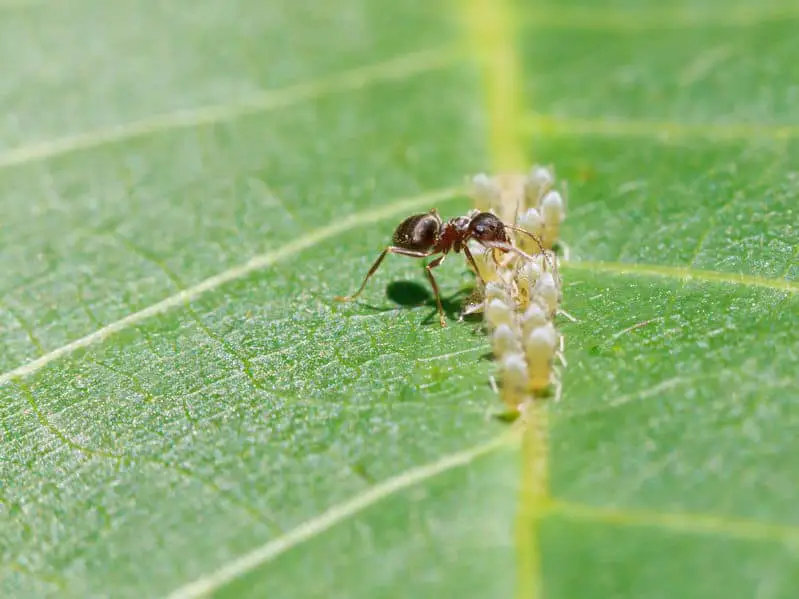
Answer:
468, 212, 509, 243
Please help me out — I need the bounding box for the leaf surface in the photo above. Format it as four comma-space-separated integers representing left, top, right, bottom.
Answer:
1, 0, 797, 598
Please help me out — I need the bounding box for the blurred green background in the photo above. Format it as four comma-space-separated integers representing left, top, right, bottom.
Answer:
1, 0, 797, 597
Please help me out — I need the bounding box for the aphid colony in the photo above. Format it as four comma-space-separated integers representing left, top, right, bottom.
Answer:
336, 164, 567, 416
465, 165, 567, 415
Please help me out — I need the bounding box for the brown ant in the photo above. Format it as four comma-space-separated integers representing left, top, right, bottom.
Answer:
335, 208, 544, 327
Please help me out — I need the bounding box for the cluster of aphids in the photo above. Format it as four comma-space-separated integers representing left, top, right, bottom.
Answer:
463, 165, 567, 416
335, 165, 567, 417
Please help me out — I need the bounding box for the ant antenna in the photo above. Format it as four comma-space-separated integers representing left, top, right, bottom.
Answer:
463, 245, 489, 288
480, 240, 537, 263
503, 223, 546, 254
512, 190, 522, 232
500, 224, 557, 273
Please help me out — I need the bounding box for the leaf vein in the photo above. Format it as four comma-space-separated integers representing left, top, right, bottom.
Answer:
549, 499, 799, 545
520, 6, 799, 30
525, 113, 799, 142
0, 186, 463, 387
14, 380, 121, 459
145, 459, 283, 535
461, 0, 545, 597
564, 260, 799, 294
555, 375, 696, 419
110, 232, 267, 392
3, 560, 66, 592
4, 305, 46, 355
163, 435, 514, 599
0, 47, 460, 171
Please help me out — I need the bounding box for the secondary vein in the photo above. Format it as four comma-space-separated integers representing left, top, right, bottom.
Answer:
0, 186, 463, 387
0, 47, 460, 171
164, 435, 514, 599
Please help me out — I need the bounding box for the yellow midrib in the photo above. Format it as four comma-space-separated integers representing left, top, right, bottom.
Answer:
462, 0, 527, 172
460, 0, 550, 597
459, 1, 799, 595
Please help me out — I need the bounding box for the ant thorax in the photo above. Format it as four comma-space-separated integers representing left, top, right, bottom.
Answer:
450, 216, 471, 233
433, 220, 460, 253
440, 216, 471, 252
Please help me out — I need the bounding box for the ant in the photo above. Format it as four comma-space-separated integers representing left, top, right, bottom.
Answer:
335, 208, 544, 327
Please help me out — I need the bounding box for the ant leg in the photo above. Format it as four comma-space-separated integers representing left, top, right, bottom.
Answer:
482, 240, 556, 273
424, 254, 447, 327
480, 241, 534, 262
335, 246, 432, 302
462, 244, 487, 286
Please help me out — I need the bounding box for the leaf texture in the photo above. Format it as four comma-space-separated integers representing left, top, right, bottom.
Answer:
1, 0, 797, 597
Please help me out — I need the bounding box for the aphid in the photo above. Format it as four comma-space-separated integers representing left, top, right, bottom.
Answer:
491, 323, 521, 356
499, 352, 529, 411
335, 208, 543, 327
516, 207, 544, 253
533, 271, 561, 315
540, 190, 566, 249
485, 298, 514, 329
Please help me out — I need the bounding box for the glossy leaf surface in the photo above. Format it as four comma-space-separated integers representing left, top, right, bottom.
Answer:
1, 0, 797, 597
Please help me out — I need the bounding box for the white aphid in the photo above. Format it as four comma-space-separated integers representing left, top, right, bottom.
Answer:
491, 323, 521, 357
524, 166, 555, 205
471, 173, 501, 207
530, 165, 555, 187
541, 190, 565, 225
514, 260, 542, 307
524, 323, 558, 358
484, 281, 511, 304
521, 300, 550, 337
520, 259, 542, 283
533, 271, 560, 314
500, 352, 529, 393
524, 323, 559, 391
540, 189, 566, 249
485, 298, 514, 328
468, 242, 498, 283
518, 207, 544, 234
516, 207, 545, 255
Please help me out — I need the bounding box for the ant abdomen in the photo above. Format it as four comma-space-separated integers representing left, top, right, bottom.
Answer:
392, 211, 442, 251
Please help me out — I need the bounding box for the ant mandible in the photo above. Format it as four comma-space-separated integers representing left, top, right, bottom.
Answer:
335, 208, 543, 327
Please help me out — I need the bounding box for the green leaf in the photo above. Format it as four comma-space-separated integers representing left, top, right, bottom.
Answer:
1, 1, 797, 598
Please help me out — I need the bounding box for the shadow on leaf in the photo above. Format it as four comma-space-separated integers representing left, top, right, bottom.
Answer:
342, 280, 474, 326
387, 280, 464, 324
